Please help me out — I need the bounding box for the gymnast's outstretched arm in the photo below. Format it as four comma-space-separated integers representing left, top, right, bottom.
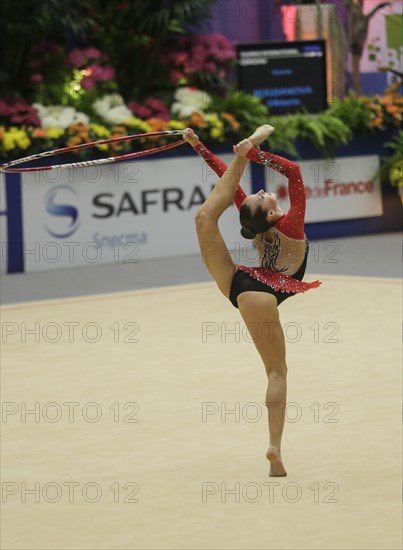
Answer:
246, 146, 306, 239
183, 126, 274, 210
183, 129, 246, 209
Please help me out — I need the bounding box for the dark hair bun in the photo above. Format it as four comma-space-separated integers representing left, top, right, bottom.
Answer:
240, 226, 257, 239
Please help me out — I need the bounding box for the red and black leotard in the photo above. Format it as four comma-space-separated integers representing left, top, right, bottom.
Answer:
193, 142, 320, 307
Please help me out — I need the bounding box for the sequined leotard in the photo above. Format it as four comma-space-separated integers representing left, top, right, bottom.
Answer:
193, 142, 320, 307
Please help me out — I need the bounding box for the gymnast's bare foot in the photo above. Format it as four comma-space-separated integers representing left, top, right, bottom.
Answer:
248, 124, 275, 147
266, 446, 287, 477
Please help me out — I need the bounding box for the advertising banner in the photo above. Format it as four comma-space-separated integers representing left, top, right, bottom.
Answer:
264, 155, 383, 223
21, 153, 253, 272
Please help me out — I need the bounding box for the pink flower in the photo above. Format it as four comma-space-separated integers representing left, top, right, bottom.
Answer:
2, 99, 41, 126
80, 76, 96, 90
87, 64, 114, 81
0, 100, 13, 116
169, 69, 183, 83
10, 114, 27, 124
24, 113, 41, 126
192, 44, 207, 57
173, 52, 188, 65
210, 33, 234, 50
127, 101, 153, 119
145, 97, 169, 118
196, 35, 210, 48
99, 66, 115, 81
68, 48, 87, 68
84, 47, 102, 60
30, 73, 43, 83
10, 101, 31, 113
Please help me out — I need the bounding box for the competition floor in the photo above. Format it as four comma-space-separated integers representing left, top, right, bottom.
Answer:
1, 273, 401, 550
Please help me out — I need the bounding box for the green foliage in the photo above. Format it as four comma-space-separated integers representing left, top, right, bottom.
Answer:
261, 115, 300, 158
381, 130, 403, 187
295, 111, 352, 157
327, 92, 372, 133
210, 91, 270, 135
90, 0, 216, 100
0, 0, 215, 102
0, 0, 94, 99
207, 91, 353, 158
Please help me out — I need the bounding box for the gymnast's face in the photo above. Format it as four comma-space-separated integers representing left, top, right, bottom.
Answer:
243, 189, 278, 217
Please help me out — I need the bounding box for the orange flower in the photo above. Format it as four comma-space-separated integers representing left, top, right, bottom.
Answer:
109, 133, 125, 140
68, 123, 88, 134
0, 126, 4, 140
32, 128, 48, 138
67, 136, 82, 147
108, 133, 126, 151
222, 112, 240, 131
189, 112, 206, 128
385, 104, 399, 114
146, 117, 169, 132
78, 132, 91, 142
111, 125, 127, 135
381, 94, 394, 105
370, 117, 383, 127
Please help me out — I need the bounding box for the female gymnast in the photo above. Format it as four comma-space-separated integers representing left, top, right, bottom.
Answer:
183, 125, 320, 476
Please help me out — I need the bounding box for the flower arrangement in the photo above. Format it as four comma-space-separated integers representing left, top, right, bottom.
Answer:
0, 99, 41, 126
92, 94, 132, 125
66, 47, 116, 91
1, 0, 400, 195
170, 87, 211, 118
1, 90, 402, 162
160, 33, 236, 90
329, 92, 403, 133
33, 103, 89, 129
127, 98, 170, 121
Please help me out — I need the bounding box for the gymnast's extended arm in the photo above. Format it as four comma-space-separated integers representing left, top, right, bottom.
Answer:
246, 147, 306, 239
182, 128, 247, 209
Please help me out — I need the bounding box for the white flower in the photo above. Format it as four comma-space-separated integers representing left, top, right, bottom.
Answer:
171, 87, 211, 118
171, 102, 201, 118
32, 103, 89, 129
93, 94, 132, 124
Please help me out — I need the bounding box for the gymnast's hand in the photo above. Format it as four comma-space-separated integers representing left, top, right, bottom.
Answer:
233, 139, 253, 158
183, 128, 200, 147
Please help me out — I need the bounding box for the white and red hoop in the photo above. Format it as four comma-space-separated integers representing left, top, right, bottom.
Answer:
0, 130, 186, 173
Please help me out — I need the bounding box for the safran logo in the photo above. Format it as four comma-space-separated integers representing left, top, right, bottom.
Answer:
44, 185, 80, 238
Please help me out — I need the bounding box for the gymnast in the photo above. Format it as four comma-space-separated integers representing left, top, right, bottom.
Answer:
183, 125, 320, 476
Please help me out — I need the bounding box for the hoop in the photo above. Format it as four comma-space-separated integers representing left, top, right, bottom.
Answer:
0, 130, 186, 174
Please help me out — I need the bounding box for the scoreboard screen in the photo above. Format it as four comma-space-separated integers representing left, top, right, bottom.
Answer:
237, 40, 328, 115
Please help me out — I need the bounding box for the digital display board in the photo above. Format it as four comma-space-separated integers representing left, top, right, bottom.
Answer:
237, 40, 328, 115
